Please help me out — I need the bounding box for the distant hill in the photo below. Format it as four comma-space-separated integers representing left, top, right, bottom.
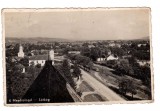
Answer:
5, 36, 150, 43
5, 37, 73, 43
141, 36, 150, 40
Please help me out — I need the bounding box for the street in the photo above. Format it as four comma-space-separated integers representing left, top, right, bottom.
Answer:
81, 69, 125, 101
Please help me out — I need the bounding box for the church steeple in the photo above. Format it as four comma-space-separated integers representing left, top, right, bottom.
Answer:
49, 46, 54, 65
18, 44, 24, 58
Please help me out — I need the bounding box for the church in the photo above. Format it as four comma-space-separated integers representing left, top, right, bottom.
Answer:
17, 44, 55, 67
18, 44, 25, 58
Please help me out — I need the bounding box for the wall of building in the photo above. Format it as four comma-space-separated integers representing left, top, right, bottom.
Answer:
29, 60, 46, 66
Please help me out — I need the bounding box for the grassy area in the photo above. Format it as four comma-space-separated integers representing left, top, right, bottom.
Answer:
78, 81, 94, 92
108, 86, 142, 101
83, 94, 106, 102
89, 64, 151, 100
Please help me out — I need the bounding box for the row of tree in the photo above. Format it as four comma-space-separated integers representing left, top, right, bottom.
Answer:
118, 78, 137, 99
68, 54, 93, 71
58, 59, 82, 90
108, 58, 151, 84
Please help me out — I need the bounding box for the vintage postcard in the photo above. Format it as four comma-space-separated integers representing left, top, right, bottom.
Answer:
2, 8, 153, 106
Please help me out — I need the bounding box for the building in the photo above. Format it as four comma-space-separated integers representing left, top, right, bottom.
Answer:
68, 51, 80, 54
96, 52, 117, 62
137, 60, 150, 66
97, 57, 106, 62
18, 44, 24, 58
107, 55, 118, 61
29, 49, 54, 66
108, 43, 116, 47
29, 55, 48, 66
88, 44, 95, 48
137, 43, 147, 47
97, 54, 118, 62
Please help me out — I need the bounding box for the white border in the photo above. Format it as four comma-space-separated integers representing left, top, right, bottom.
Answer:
2, 8, 153, 106
0, 0, 160, 111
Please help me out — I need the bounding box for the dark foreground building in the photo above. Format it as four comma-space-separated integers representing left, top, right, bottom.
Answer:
22, 60, 74, 103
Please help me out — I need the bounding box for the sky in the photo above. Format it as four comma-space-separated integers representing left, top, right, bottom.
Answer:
4, 8, 150, 40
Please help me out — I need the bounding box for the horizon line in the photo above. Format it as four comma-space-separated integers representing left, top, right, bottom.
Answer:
5, 36, 150, 40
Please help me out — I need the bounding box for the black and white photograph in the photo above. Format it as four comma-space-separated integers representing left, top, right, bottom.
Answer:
3, 8, 152, 105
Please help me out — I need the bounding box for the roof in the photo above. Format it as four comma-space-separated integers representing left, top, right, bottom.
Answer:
29, 55, 50, 60
23, 60, 74, 103
107, 55, 118, 60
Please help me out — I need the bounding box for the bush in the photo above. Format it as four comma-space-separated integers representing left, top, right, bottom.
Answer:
106, 60, 117, 68
36, 63, 41, 68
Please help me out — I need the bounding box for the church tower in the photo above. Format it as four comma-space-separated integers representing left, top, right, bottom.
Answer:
49, 47, 54, 65
18, 44, 24, 58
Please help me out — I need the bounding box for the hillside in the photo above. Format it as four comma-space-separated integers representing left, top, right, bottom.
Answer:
5, 37, 72, 43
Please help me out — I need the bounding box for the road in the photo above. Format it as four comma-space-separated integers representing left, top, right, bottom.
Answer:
81, 69, 125, 101
63, 60, 125, 101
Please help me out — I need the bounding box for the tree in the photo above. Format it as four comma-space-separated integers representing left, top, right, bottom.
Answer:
81, 46, 90, 57
19, 57, 29, 67
87, 61, 93, 70
29, 61, 35, 67
63, 47, 70, 55
127, 80, 137, 99
62, 59, 71, 75
61, 59, 76, 89
72, 63, 81, 79
119, 78, 137, 99
82, 42, 89, 47
90, 47, 101, 61
81, 56, 90, 67
101, 48, 110, 57
140, 66, 151, 85
106, 60, 117, 68
27, 53, 32, 56
54, 42, 60, 46
36, 63, 41, 68
110, 47, 125, 57
119, 79, 128, 95
117, 59, 130, 75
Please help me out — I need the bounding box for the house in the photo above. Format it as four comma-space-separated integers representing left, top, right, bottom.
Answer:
68, 51, 80, 54
29, 55, 49, 66
97, 57, 106, 62
88, 44, 95, 48
29, 49, 54, 66
96, 53, 118, 62
109, 43, 116, 47
122, 55, 132, 59
106, 55, 118, 61
137, 44, 147, 47
137, 60, 150, 66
